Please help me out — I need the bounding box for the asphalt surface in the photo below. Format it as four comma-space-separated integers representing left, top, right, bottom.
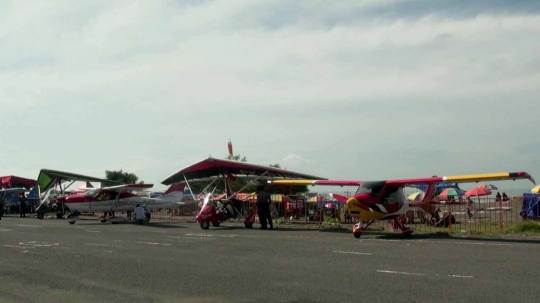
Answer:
1, 216, 540, 303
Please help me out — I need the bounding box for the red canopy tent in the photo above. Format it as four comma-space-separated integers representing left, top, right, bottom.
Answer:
0, 175, 37, 189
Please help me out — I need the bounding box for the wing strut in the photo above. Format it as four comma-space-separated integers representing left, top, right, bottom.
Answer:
108, 191, 122, 215
226, 172, 268, 202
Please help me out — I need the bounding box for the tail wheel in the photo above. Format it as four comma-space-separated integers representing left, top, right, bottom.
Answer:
200, 221, 210, 230
37, 213, 44, 219
69, 221, 75, 225
212, 222, 220, 227
353, 232, 362, 239
100, 218, 107, 223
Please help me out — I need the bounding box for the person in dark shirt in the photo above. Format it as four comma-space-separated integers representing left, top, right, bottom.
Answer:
256, 185, 272, 230
19, 193, 27, 218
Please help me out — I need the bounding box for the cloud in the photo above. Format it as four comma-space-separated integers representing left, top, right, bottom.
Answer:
0, 1, 538, 192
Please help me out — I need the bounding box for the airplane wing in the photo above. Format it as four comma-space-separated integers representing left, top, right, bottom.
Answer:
268, 180, 362, 186
161, 157, 326, 185
101, 184, 154, 191
268, 172, 535, 187
386, 172, 535, 186
0, 188, 27, 194
37, 169, 120, 193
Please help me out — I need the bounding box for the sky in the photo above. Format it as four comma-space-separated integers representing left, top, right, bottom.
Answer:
1, 0, 539, 194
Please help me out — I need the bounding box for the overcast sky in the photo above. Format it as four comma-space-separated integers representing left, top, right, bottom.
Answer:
1, 0, 539, 193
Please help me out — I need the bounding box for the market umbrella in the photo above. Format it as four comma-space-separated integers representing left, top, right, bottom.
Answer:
325, 203, 337, 209
530, 185, 540, 194
440, 188, 465, 198
478, 184, 498, 191
465, 187, 492, 197
408, 192, 425, 201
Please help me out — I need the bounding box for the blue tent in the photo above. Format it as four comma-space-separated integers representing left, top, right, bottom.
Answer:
520, 193, 540, 220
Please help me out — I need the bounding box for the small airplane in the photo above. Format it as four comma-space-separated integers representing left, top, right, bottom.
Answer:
63, 183, 186, 224
268, 171, 536, 239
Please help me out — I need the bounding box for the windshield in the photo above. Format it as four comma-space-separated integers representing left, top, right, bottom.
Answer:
355, 181, 386, 197
84, 189, 100, 198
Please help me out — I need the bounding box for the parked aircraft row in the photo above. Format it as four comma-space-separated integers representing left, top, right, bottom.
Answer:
1, 157, 536, 239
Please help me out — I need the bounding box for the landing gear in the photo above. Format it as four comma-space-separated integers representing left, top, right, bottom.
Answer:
212, 222, 221, 227
37, 213, 44, 219
352, 220, 375, 239
394, 218, 414, 237
66, 211, 81, 225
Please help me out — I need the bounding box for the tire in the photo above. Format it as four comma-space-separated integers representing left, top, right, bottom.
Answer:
69, 221, 75, 225
37, 213, 44, 219
200, 221, 210, 230
244, 223, 253, 229
353, 233, 361, 239
100, 218, 107, 223
212, 222, 220, 227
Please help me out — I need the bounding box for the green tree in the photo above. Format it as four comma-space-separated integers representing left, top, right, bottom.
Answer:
105, 169, 142, 184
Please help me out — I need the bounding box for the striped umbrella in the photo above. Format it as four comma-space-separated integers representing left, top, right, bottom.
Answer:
440, 188, 465, 198
530, 185, 540, 194
408, 192, 425, 201
478, 184, 498, 190
465, 187, 492, 197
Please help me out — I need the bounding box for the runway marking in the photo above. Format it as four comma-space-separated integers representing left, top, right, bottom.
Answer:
168, 236, 216, 240
3, 245, 36, 249
447, 275, 474, 279
184, 233, 235, 238
19, 241, 59, 247
15, 224, 43, 228
85, 230, 101, 233
115, 240, 171, 246
333, 251, 372, 256
377, 270, 425, 276
0, 228, 11, 232
378, 270, 474, 279
86, 243, 123, 248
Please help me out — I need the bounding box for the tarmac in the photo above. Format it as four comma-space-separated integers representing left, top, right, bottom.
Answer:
1, 215, 540, 303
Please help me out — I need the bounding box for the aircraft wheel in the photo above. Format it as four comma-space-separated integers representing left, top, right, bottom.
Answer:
200, 221, 210, 230
353, 233, 362, 239
244, 223, 253, 229
37, 213, 44, 219
68, 221, 75, 225
212, 222, 220, 227
100, 218, 107, 223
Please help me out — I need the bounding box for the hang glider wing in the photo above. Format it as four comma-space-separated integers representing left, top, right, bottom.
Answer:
0, 175, 36, 189
161, 157, 326, 185
37, 169, 121, 193
268, 180, 362, 186
101, 184, 154, 192
386, 172, 535, 186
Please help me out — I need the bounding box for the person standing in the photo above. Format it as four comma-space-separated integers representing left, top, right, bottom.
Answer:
19, 193, 27, 218
143, 204, 151, 224
256, 185, 272, 230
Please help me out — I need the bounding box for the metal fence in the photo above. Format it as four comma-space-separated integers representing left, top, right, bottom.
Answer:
147, 194, 539, 234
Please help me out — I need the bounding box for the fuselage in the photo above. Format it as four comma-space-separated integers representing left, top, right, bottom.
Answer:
64, 189, 183, 212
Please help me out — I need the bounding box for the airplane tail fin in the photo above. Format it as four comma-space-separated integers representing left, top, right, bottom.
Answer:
157, 182, 186, 204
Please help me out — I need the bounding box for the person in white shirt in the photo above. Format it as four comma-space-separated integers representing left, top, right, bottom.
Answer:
134, 204, 145, 225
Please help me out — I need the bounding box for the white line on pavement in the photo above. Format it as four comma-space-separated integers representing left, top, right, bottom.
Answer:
377, 270, 426, 276
333, 251, 372, 255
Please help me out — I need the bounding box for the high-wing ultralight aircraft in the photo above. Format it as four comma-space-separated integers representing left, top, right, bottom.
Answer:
268, 172, 536, 238
64, 183, 186, 224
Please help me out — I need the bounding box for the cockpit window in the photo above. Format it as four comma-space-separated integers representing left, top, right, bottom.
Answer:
355, 181, 386, 196
84, 189, 99, 198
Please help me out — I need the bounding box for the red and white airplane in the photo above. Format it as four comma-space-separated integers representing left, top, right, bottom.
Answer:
63, 183, 186, 224
269, 171, 536, 238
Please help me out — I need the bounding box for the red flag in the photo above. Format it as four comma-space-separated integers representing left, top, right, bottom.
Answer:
228, 139, 233, 157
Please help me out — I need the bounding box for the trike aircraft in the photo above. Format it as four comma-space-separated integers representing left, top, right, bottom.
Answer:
161, 157, 326, 229
64, 183, 186, 224
268, 172, 536, 238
